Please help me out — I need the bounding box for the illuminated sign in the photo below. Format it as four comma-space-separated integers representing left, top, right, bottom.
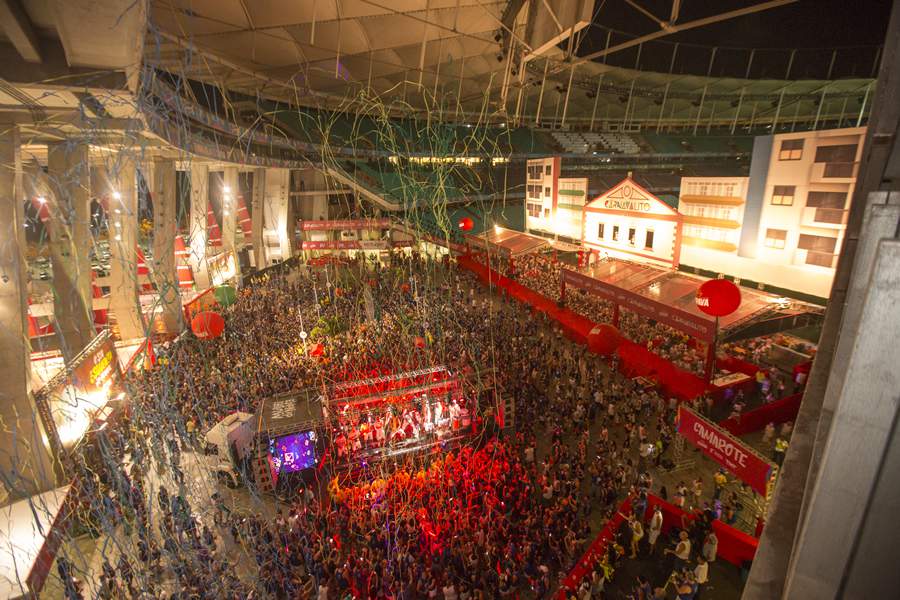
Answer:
34, 332, 123, 453
603, 198, 653, 212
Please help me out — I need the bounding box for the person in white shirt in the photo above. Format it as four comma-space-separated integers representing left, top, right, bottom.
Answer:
665, 530, 692, 571
648, 506, 663, 555
442, 582, 458, 600
694, 555, 709, 585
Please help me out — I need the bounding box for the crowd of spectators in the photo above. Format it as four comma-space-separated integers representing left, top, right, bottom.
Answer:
54, 253, 754, 599
506, 253, 708, 376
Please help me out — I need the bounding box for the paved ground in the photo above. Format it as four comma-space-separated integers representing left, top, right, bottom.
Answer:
602, 550, 745, 600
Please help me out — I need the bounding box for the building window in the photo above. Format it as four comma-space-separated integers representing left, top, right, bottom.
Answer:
612, 225, 620, 241
545, 165, 552, 176
598, 223, 605, 239
814, 144, 857, 163
799, 234, 838, 268
771, 185, 795, 206
805, 252, 836, 268
544, 208, 550, 218
628, 227, 636, 246
544, 187, 551, 196
798, 234, 837, 253
645, 229, 655, 250
806, 191, 846, 209
815, 144, 857, 178
527, 203, 542, 218
779, 139, 804, 161
764, 229, 787, 249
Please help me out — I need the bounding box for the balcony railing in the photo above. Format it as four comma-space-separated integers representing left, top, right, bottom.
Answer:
800, 206, 848, 228
823, 162, 856, 178
811, 161, 858, 182
805, 250, 838, 268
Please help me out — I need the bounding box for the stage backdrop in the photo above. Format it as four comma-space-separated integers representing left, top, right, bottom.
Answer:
678, 405, 774, 496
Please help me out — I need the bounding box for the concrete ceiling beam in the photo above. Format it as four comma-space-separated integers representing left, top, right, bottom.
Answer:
0, 0, 41, 62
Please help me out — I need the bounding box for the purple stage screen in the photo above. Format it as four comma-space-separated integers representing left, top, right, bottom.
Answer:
269, 430, 317, 474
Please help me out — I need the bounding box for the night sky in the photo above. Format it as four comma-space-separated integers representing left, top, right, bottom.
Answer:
577, 0, 893, 79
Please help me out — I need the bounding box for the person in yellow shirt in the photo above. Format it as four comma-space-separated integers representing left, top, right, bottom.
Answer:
713, 470, 728, 500
774, 438, 789, 466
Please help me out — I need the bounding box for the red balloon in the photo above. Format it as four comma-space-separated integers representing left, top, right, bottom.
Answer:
400, 283, 411, 293
309, 342, 325, 357
696, 279, 742, 317
458, 217, 474, 231
191, 311, 225, 339
414, 336, 426, 348
587, 324, 622, 355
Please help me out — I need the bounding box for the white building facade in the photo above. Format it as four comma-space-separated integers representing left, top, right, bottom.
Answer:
679, 127, 865, 298
582, 178, 682, 267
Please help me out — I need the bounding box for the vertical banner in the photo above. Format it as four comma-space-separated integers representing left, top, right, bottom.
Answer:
676, 405, 774, 496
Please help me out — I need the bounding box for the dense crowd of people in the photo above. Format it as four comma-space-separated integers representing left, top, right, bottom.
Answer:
508, 253, 709, 376
52, 251, 780, 599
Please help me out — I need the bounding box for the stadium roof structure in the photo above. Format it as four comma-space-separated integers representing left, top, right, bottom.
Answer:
145, 0, 883, 130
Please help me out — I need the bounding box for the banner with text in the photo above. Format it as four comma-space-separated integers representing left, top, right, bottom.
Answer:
300, 219, 392, 231
34, 332, 123, 454
677, 406, 774, 496
561, 268, 715, 342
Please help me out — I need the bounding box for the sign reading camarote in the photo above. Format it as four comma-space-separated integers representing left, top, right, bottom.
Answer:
677, 405, 774, 495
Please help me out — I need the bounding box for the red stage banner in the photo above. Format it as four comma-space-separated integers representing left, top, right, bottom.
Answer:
299, 218, 392, 231
561, 268, 716, 342
678, 406, 774, 495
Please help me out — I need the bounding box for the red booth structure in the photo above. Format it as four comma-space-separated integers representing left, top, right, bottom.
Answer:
559, 493, 759, 598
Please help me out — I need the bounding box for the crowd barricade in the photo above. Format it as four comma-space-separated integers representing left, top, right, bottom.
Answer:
644, 494, 759, 567
557, 498, 632, 598
559, 493, 759, 598
718, 392, 804, 436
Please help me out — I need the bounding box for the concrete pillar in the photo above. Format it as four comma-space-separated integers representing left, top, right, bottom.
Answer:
737, 135, 774, 259
263, 168, 292, 264
222, 166, 240, 278
45, 141, 95, 359
106, 156, 144, 340
251, 168, 265, 270
295, 169, 329, 221
782, 240, 900, 599
150, 158, 182, 333
189, 162, 210, 288
0, 122, 55, 498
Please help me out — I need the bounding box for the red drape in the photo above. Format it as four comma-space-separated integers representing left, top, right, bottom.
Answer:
644, 494, 759, 567
718, 392, 803, 436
